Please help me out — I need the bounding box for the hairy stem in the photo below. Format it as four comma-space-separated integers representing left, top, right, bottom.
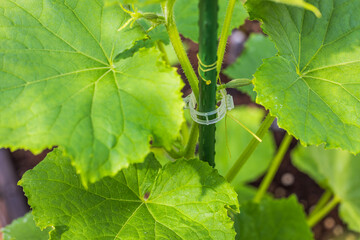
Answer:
307, 196, 341, 227
253, 133, 293, 203
161, 1, 199, 100
180, 121, 190, 146
216, 0, 236, 77
226, 114, 275, 182
184, 122, 199, 159
198, 0, 218, 167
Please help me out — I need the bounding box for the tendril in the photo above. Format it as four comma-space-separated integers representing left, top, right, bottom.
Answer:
197, 54, 218, 85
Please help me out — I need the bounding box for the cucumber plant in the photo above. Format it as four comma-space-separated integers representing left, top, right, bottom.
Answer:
1, 0, 360, 239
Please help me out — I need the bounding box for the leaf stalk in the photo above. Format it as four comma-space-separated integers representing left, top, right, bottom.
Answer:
308, 189, 333, 219
184, 122, 199, 159
161, 1, 199, 100
253, 133, 293, 203
216, 0, 236, 79
226, 114, 275, 182
307, 196, 340, 227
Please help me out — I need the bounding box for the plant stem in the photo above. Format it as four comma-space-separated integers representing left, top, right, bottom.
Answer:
198, 0, 218, 167
184, 122, 199, 159
307, 196, 341, 227
225, 114, 275, 182
308, 189, 333, 218
217, 0, 236, 77
253, 133, 293, 203
156, 40, 170, 64
161, 1, 199, 100
180, 121, 190, 146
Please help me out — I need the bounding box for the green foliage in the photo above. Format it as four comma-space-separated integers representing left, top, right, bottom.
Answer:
246, 0, 360, 154
1, 0, 360, 239
1, 212, 50, 240
224, 34, 277, 101
292, 145, 360, 232
140, 0, 248, 43
0, 0, 185, 184
215, 106, 276, 187
20, 149, 239, 240
234, 196, 313, 240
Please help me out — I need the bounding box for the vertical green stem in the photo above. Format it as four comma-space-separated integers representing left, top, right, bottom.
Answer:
307, 196, 341, 227
198, 0, 218, 167
161, 1, 199, 100
184, 122, 199, 159
217, 0, 236, 76
253, 133, 293, 203
226, 114, 275, 182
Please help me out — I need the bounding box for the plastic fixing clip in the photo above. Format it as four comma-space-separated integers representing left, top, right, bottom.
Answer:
184, 89, 234, 125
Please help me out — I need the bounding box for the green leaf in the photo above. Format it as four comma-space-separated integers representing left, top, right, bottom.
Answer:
292, 145, 360, 232
246, 0, 360, 154
0, 0, 184, 183
224, 34, 277, 101
2, 212, 50, 240
140, 0, 248, 43
20, 149, 239, 240
215, 106, 276, 187
234, 196, 314, 240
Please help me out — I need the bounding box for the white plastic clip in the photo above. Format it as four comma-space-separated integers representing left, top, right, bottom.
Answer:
184, 89, 234, 125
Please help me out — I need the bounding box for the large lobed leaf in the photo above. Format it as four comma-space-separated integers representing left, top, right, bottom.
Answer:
234, 196, 314, 240
292, 145, 360, 232
2, 212, 50, 240
246, 0, 360, 153
0, 0, 184, 183
20, 149, 239, 239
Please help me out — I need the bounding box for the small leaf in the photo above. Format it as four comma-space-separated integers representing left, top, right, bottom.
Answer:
20, 149, 239, 240
292, 145, 360, 232
2, 212, 50, 240
224, 34, 277, 101
0, 0, 185, 184
215, 106, 276, 186
246, 0, 360, 154
234, 196, 314, 240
